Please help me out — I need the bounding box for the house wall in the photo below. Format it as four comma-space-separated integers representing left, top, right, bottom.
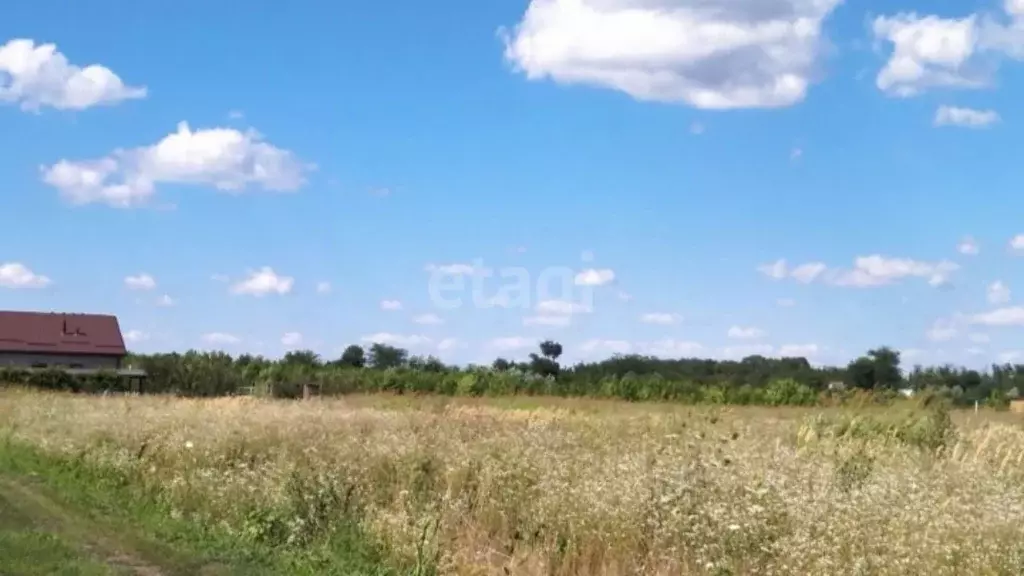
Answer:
0, 352, 121, 370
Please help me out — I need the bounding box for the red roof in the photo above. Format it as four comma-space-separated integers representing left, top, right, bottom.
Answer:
0, 311, 127, 356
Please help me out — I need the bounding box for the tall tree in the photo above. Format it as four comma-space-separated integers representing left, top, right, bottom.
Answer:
338, 345, 366, 368
868, 347, 902, 390
530, 340, 562, 378
367, 343, 408, 369
539, 340, 563, 361
282, 350, 322, 368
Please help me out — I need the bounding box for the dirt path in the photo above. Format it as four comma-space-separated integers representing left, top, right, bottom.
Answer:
0, 474, 170, 576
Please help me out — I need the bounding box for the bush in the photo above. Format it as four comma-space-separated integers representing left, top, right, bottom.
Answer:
804, 402, 957, 452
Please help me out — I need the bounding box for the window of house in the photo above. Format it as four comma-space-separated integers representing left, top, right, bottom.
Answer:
70, 363, 84, 369
31, 363, 46, 368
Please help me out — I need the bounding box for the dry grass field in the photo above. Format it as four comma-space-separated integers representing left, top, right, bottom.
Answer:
4, 389, 1024, 575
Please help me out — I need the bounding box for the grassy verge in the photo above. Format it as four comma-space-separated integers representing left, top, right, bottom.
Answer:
0, 438, 405, 576
0, 487, 114, 576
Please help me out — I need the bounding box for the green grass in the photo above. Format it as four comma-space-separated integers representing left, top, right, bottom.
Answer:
0, 439, 401, 576
0, 530, 113, 576
0, 489, 115, 576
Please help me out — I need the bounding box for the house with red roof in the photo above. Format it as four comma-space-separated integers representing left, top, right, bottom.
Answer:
0, 310, 139, 374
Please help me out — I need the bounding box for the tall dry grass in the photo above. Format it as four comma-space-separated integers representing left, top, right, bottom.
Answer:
3, 389, 1024, 575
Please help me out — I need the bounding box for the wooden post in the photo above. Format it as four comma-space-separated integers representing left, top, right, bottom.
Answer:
302, 382, 320, 401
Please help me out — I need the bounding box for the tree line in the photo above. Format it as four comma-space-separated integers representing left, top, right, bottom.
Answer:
3, 340, 1021, 407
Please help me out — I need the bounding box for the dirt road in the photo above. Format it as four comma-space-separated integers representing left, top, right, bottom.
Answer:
0, 473, 235, 576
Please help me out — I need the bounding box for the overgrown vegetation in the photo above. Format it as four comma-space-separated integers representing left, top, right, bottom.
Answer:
0, 425, 410, 575
4, 341, 1020, 408
4, 390, 1024, 575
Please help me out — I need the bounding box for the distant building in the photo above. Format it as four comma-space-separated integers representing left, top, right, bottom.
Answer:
0, 311, 145, 388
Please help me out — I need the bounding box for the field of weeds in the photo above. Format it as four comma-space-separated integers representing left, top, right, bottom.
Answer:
4, 390, 1024, 575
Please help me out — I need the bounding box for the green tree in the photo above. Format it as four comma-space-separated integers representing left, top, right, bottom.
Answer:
530, 340, 562, 378
408, 355, 446, 373
337, 345, 366, 368
539, 340, 563, 361
282, 350, 322, 368
868, 347, 902, 390
367, 343, 408, 369
846, 347, 902, 390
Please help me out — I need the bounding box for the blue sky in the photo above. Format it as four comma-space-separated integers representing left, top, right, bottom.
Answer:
3, 0, 1024, 368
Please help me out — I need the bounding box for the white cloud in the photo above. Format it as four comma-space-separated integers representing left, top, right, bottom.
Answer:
123, 329, 148, 343
776, 298, 797, 307
926, 319, 958, 342
988, 281, 1012, 304
42, 121, 312, 208
642, 339, 705, 357
998, 351, 1023, 363
905, 344, 929, 358
413, 313, 444, 325
935, 105, 1000, 127
778, 343, 819, 357
721, 344, 775, 358
156, 294, 175, 307
872, 3, 1024, 97
524, 315, 572, 327
758, 259, 826, 283
969, 306, 1024, 326
502, 0, 842, 109
762, 256, 956, 287
281, 332, 303, 347
958, 235, 980, 255
361, 333, 431, 347
872, 14, 983, 96
380, 299, 403, 311
728, 326, 766, 339
202, 332, 240, 345
0, 39, 146, 111
230, 267, 294, 296
641, 312, 680, 325
489, 336, 535, 351
211, 273, 230, 283
0, 263, 51, 288
966, 346, 986, 356
124, 273, 156, 291
575, 268, 615, 286
425, 263, 479, 275
790, 262, 826, 283
758, 259, 788, 279
580, 339, 633, 355
969, 333, 991, 343
826, 255, 958, 287
1011, 234, 1024, 251
437, 338, 464, 351
978, 0, 1024, 58
316, 281, 332, 294
536, 299, 590, 315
